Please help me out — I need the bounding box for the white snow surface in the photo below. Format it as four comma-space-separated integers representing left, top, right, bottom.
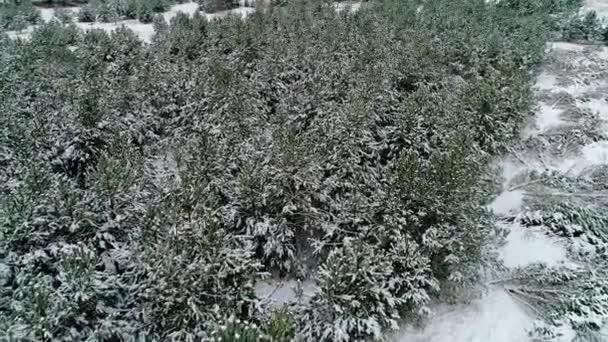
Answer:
534, 72, 560, 91
586, 97, 608, 121
398, 290, 533, 342
488, 190, 524, 216
500, 223, 568, 269
334, 1, 363, 12
559, 141, 608, 175
581, 0, 608, 20
255, 279, 316, 307
547, 42, 586, 52
39, 7, 60, 22
535, 103, 565, 133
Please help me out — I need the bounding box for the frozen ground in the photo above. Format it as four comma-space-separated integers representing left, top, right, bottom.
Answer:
398, 34, 608, 342
397, 289, 574, 342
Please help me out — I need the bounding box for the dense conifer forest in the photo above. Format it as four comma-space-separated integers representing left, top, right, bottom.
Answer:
2, 0, 608, 340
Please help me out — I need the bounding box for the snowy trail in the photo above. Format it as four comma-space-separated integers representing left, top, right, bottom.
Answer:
397, 32, 608, 342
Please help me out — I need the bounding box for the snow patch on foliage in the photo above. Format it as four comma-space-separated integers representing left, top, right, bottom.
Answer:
4, 26, 35, 39
498, 160, 527, 188
334, 1, 362, 12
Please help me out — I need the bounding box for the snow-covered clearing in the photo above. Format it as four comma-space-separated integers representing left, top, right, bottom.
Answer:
397, 289, 575, 342
397, 37, 608, 342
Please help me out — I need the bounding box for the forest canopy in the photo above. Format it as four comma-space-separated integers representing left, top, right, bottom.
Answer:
0, 0, 586, 340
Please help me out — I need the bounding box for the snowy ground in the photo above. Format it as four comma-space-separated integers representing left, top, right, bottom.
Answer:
398, 289, 575, 342
397, 32, 608, 342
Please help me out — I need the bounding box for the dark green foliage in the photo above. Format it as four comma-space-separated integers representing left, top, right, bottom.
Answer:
299, 239, 437, 340
30, 20, 80, 45
149, 0, 170, 12
73, 0, 173, 23
54, 7, 74, 23
561, 11, 604, 41
151, 13, 168, 38
0, 0, 40, 31
136, 0, 154, 23
199, 0, 238, 13
97, 2, 118, 22
122, 0, 139, 18
498, 0, 581, 15
263, 309, 296, 341
78, 4, 97, 22
35, 0, 84, 5
209, 312, 295, 342
156, 12, 208, 58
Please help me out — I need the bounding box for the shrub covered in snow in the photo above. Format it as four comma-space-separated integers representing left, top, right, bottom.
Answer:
0, 0, 40, 31
78, 4, 97, 22
54, 7, 74, 23
136, 0, 154, 23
